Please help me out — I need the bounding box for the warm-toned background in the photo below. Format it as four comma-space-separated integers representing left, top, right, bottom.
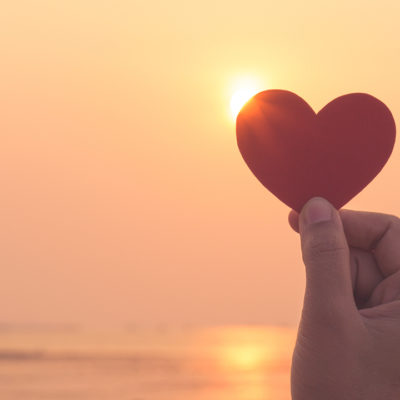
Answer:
1, 0, 399, 329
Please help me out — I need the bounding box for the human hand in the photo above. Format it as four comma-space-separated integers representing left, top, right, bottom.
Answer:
288, 197, 400, 400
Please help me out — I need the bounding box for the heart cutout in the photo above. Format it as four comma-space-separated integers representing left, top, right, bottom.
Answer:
236, 90, 396, 213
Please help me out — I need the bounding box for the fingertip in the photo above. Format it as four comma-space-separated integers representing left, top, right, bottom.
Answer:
288, 209, 300, 233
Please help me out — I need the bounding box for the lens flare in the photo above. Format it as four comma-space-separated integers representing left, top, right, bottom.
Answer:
230, 80, 262, 120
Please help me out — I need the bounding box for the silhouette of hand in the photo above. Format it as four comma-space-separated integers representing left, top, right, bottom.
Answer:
288, 197, 400, 400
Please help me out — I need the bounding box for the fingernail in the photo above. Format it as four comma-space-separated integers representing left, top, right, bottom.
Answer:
304, 197, 332, 225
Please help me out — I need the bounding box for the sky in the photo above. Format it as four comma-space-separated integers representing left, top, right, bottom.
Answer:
1, 0, 400, 328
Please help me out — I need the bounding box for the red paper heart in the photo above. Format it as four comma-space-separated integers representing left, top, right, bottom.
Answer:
236, 90, 396, 213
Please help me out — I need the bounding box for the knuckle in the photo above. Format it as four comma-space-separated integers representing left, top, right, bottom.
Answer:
384, 215, 400, 239
302, 234, 347, 262
304, 233, 345, 252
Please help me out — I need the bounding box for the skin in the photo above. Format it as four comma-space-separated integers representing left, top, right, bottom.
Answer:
288, 197, 400, 400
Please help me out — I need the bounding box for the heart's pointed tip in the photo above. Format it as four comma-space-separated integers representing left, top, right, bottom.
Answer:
286, 197, 345, 216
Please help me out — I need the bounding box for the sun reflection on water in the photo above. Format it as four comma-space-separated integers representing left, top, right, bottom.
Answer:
188, 325, 296, 400
1, 325, 297, 400
221, 343, 268, 371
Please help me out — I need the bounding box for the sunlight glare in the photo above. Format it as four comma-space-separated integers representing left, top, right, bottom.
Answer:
230, 79, 263, 120
223, 344, 267, 371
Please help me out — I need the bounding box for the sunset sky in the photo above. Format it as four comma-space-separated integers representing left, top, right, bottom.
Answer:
1, 1, 400, 328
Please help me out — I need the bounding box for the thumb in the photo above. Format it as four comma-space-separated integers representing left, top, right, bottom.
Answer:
299, 197, 358, 324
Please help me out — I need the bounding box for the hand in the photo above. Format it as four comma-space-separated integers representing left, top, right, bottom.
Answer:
288, 197, 400, 400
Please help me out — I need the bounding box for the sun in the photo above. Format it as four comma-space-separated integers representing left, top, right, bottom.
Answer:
230, 79, 262, 120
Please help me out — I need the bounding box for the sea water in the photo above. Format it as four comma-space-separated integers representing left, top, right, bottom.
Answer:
0, 325, 297, 400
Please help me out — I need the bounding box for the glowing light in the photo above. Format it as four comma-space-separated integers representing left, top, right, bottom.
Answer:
230, 79, 263, 120
223, 344, 266, 371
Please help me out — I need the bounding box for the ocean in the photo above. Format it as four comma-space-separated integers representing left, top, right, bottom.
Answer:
0, 325, 297, 400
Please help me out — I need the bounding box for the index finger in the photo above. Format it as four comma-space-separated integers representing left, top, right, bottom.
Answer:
288, 207, 400, 278
339, 209, 400, 277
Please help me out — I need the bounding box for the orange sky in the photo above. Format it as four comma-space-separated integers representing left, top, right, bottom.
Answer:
1, 1, 400, 328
